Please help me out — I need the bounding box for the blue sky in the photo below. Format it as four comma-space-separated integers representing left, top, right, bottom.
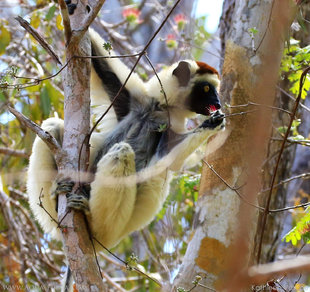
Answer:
195, 0, 224, 33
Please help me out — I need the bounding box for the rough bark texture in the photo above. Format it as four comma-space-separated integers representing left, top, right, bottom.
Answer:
57, 1, 106, 291
172, 1, 296, 291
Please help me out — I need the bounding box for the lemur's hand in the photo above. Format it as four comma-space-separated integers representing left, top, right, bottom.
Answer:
200, 110, 225, 129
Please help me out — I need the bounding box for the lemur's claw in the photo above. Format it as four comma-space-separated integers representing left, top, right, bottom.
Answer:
52, 179, 74, 199
66, 184, 90, 214
53, 179, 90, 214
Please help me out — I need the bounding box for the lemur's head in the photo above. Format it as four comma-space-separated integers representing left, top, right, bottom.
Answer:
147, 60, 221, 117
172, 61, 221, 116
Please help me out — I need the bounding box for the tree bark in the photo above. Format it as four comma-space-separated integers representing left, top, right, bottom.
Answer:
57, 0, 106, 291
172, 1, 296, 291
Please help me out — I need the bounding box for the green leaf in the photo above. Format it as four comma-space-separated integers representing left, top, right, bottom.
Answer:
283, 208, 310, 246
0, 91, 5, 102
0, 25, 11, 55
46, 5, 57, 21
40, 85, 51, 117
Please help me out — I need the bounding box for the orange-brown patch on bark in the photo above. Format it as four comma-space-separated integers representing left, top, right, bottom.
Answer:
196, 237, 230, 289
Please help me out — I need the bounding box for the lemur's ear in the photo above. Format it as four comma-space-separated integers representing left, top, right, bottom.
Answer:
172, 61, 191, 87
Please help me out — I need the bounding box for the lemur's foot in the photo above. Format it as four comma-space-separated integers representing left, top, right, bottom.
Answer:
53, 178, 90, 214
66, 185, 90, 214
108, 142, 135, 164
96, 142, 135, 178
53, 179, 74, 199
200, 110, 225, 129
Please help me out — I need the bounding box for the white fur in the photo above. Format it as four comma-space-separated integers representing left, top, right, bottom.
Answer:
27, 118, 62, 240
146, 60, 220, 133
90, 29, 147, 132
27, 30, 224, 249
27, 117, 224, 247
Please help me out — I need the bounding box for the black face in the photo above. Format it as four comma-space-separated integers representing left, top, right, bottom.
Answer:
187, 81, 221, 116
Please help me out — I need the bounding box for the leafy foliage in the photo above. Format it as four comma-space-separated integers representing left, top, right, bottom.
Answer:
283, 207, 310, 246
280, 38, 310, 248
281, 39, 310, 99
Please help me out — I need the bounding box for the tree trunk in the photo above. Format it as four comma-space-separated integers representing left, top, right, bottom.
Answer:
172, 1, 296, 291
57, 1, 106, 290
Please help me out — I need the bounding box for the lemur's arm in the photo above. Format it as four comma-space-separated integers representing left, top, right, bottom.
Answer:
161, 111, 225, 171
90, 29, 147, 122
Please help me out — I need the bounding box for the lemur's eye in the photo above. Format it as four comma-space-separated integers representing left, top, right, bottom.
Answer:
204, 85, 210, 92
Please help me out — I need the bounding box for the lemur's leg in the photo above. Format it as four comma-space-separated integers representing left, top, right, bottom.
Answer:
27, 118, 64, 240
119, 113, 225, 238
89, 142, 137, 248
119, 171, 169, 238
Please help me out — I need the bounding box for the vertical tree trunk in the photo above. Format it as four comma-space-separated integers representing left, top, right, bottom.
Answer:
172, 1, 296, 291
57, 1, 106, 290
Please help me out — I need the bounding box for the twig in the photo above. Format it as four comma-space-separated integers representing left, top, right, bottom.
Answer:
58, 0, 72, 43
69, 0, 107, 46
227, 101, 292, 115
7, 105, 61, 157
93, 237, 162, 287
38, 190, 59, 226
7, 54, 142, 90
271, 137, 310, 147
256, 66, 310, 264
203, 160, 265, 211
277, 86, 310, 113
255, 0, 275, 53
203, 160, 310, 214
15, 16, 62, 65
260, 172, 310, 194
0, 147, 29, 158
80, 0, 107, 33
144, 53, 171, 128
224, 109, 258, 118
101, 271, 127, 292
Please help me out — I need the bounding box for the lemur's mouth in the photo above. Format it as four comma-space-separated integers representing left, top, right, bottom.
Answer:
205, 105, 219, 116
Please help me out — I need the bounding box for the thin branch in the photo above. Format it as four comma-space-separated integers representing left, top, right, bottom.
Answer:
80, 0, 107, 33
5, 54, 141, 90
203, 160, 310, 214
271, 137, 310, 147
256, 66, 310, 264
68, 0, 107, 46
277, 86, 310, 113
270, 202, 310, 213
7, 105, 61, 156
203, 160, 265, 211
101, 271, 127, 292
143, 54, 171, 128
260, 172, 310, 194
227, 101, 292, 115
58, 0, 72, 43
0, 147, 29, 158
93, 237, 162, 287
15, 16, 62, 65
254, 0, 275, 53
